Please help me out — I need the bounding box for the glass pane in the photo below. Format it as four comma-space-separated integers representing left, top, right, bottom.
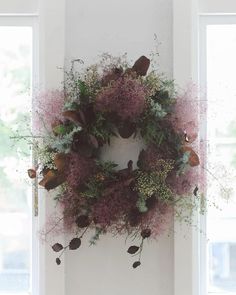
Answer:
207, 24, 236, 294
0, 27, 32, 295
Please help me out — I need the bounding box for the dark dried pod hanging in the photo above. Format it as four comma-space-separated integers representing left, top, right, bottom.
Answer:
132, 261, 141, 269
127, 246, 139, 254
52, 243, 63, 252
69, 238, 81, 250
76, 215, 90, 228
56, 258, 61, 265
141, 228, 151, 239
193, 186, 198, 196
27, 169, 36, 179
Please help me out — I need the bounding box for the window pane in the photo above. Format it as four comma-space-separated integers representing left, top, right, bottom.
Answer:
207, 24, 236, 294
0, 27, 32, 295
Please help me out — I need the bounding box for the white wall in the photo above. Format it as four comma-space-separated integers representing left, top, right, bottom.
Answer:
64, 1, 174, 295
199, 0, 236, 13
0, 0, 38, 14
65, 0, 173, 76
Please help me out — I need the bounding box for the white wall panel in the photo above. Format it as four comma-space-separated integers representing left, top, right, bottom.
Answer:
200, 0, 236, 14
0, 0, 38, 14
64, 1, 174, 294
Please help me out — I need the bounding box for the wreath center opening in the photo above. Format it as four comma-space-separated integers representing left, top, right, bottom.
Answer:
99, 133, 145, 170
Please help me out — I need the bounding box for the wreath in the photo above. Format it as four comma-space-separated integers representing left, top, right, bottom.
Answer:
28, 54, 201, 268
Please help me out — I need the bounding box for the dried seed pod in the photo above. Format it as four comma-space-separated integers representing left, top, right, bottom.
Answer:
69, 238, 81, 250
52, 243, 63, 252
76, 215, 90, 228
132, 261, 141, 269
127, 246, 139, 254
141, 229, 151, 239
28, 169, 36, 179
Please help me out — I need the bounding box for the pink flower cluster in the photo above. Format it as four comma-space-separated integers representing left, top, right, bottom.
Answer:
92, 188, 137, 229
140, 201, 174, 237
60, 188, 88, 231
66, 152, 95, 189
166, 168, 198, 196
171, 83, 199, 143
33, 90, 65, 133
95, 76, 146, 121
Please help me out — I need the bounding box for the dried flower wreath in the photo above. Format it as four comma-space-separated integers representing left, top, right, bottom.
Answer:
28, 54, 203, 268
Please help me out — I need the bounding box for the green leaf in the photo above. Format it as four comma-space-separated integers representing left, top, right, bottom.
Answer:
136, 196, 148, 213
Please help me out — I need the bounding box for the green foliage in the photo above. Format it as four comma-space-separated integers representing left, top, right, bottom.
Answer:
140, 116, 166, 146
159, 78, 176, 98
89, 227, 104, 245
149, 100, 167, 119
63, 100, 80, 111
78, 80, 89, 97
81, 177, 102, 199
136, 194, 148, 213
139, 91, 174, 146
142, 71, 161, 96
176, 151, 190, 175
49, 126, 82, 153
95, 160, 118, 177
81, 161, 118, 199
89, 113, 116, 143
53, 124, 74, 136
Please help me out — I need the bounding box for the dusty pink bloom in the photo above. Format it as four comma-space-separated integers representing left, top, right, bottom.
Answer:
198, 139, 207, 192
33, 90, 65, 133
39, 213, 65, 243
60, 188, 87, 231
92, 188, 137, 229
95, 76, 146, 121
171, 83, 199, 142
167, 167, 199, 196
66, 152, 95, 189
140, 201, 174, 237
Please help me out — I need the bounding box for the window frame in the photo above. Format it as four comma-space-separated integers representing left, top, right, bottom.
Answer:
200, 14, 236, 295
0, 14, 39, 295
174, 0, 236, 293
173, 2, 201, 295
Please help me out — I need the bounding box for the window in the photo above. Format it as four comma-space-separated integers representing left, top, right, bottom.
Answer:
200, 16, 236, 295
173, 2, 236, 295
0, 17, 38, 295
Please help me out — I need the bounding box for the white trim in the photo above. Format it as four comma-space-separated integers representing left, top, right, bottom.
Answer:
0, 15, 38, 25
174, 10, 236, 295
173, 1, 200, 295
199, 0, 236, 14
200, 14, 236, 25
37, 1, 65, 295
0, 13, 39, 17
199, 17, 208, 295
199, 13, 236, 16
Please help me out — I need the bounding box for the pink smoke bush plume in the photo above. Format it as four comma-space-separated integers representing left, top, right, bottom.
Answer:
33, 90, 65, 133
